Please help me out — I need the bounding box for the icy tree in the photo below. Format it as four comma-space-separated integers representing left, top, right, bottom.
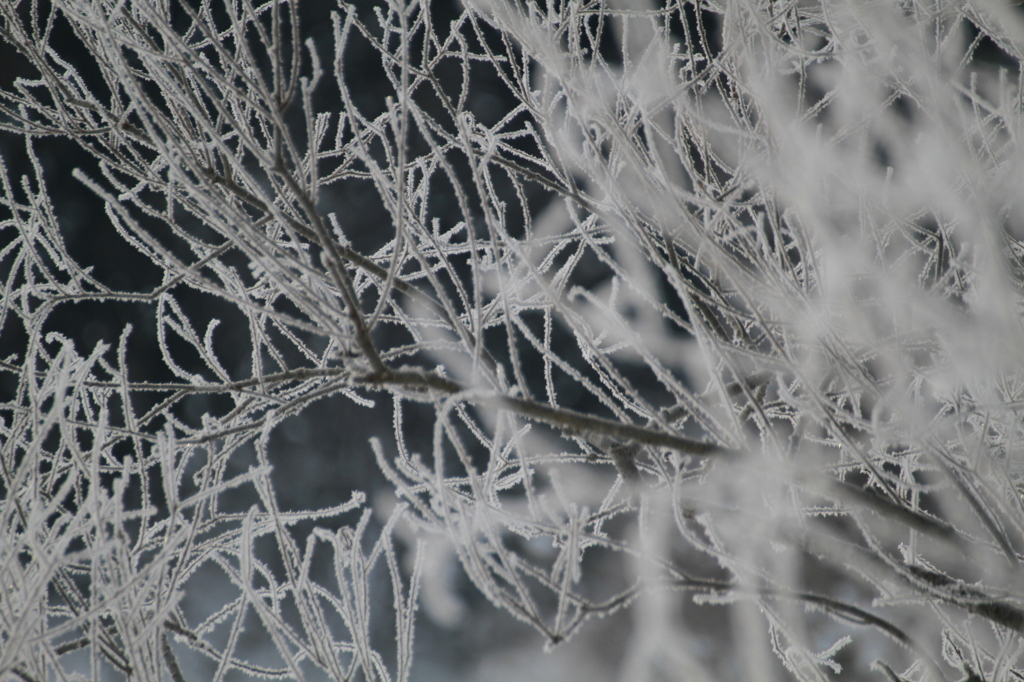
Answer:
3, 0, 1024, 679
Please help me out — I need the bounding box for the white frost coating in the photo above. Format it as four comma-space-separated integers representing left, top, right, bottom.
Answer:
2, 0, 1024, 679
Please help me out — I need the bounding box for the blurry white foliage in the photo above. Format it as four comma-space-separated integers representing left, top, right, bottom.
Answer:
3, 0, 1024, 679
